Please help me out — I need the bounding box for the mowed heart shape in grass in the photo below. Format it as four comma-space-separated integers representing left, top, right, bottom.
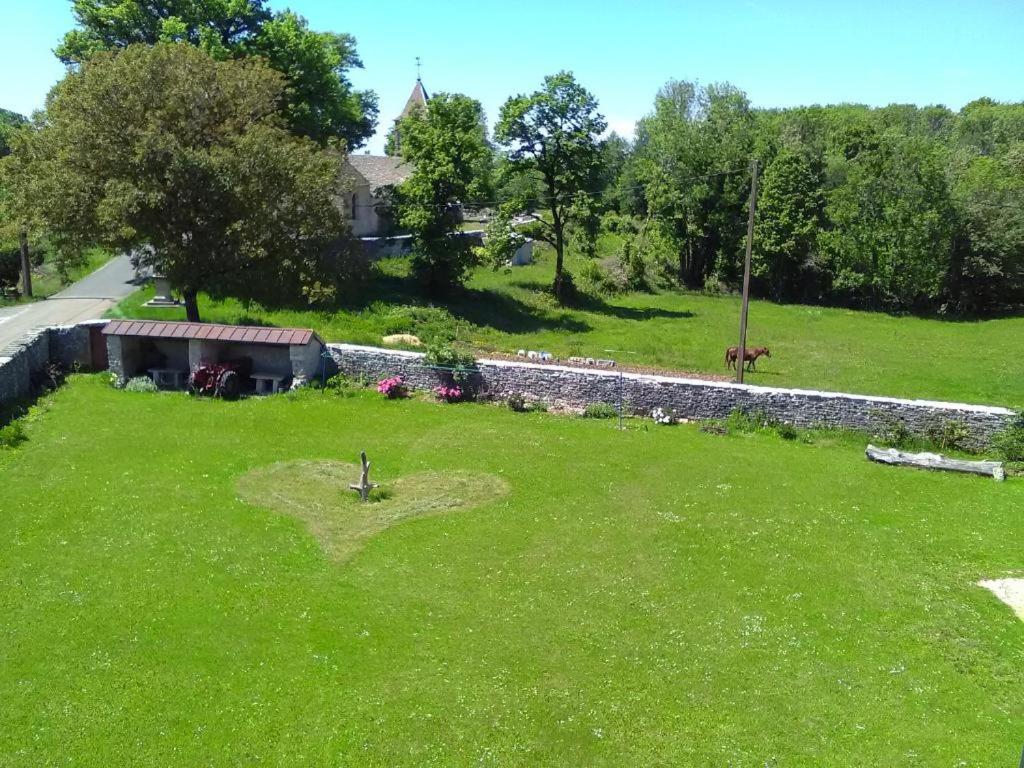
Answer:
237, 460, 510, 563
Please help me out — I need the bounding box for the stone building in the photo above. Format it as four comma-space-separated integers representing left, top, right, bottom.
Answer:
342, 154, 413, 237
341, 78, 427, 238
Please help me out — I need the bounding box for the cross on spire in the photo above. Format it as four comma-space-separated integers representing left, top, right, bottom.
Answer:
415, 56, 421, 82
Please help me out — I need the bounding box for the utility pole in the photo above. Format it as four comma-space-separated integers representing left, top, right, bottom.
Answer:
18, 227, 32, 299
736, 159, 759, 384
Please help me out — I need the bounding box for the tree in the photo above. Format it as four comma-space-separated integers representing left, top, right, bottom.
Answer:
55, 0, 377, 149
948, 149, 1024, 312
819, 135, 954, 309
495, 72, 606, 302
0, 108, 28, 157
752, 147, 826, 301
0, 109, 35, 296
393, 93, 492, 293
633, 81, 754, 289
4, 43, 351, 321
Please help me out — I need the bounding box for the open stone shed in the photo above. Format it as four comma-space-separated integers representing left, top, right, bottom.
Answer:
103, 320, 325, 390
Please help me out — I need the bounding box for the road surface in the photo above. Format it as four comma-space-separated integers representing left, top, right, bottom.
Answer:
0, 255, 141, 351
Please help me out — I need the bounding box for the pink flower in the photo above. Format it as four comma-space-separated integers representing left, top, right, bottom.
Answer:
377, 376, 407, 399
433, 385, 463, 403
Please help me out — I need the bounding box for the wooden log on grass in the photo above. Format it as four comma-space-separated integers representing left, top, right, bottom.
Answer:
866, 444, 1005, 481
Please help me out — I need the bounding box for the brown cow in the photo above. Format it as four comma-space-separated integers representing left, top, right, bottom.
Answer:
725, 346, 771, 371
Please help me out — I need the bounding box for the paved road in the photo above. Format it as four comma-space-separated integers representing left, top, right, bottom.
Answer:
0, 255, 141, 351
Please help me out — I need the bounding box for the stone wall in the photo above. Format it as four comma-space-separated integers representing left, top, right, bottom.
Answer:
48, 323, 93, 370
0, 330, 49, 403
327, 343, 1016, 449
0, 321, 100, 405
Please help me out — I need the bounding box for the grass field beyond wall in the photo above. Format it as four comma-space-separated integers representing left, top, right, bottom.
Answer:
110, 252, 1024, 409
1, 377, 1022, 766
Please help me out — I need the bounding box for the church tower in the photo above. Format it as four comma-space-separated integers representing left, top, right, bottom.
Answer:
388, 59, 429, 155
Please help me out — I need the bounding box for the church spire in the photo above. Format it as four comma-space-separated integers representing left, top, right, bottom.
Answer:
388, 59, 430, 155
401, 57, 428, 119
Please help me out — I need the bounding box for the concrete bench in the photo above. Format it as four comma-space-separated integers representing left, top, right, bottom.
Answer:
148, 367, 188, 390
251, 372, 285, 394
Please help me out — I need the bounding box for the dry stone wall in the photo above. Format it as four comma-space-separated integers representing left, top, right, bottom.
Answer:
327, 343, 1016, 449
0, 329, 49, 403
0, 321, 98, 404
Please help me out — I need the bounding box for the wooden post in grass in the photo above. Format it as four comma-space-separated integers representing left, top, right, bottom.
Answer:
349, 451, 378, 502
736, 159, 759, 384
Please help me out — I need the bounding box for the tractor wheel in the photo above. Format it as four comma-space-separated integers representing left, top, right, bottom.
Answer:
217, 370, 240, 400
186, 373, 200, 396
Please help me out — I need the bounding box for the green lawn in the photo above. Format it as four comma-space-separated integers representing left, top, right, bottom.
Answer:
1, 377, 1022, 766
110, 251, 1024, 409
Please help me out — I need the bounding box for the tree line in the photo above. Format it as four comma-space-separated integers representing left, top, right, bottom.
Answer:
609, 83, 1024, 315
392, 79, 1024, 317
2, 0, 1021, 319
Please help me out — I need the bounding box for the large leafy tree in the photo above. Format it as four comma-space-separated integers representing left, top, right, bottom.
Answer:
393, 93, 492, 294
819, 135, 954, 309
0, 109, 33, 295
633, 81, 754, 289
752, 146, 826, 302
3, 43, 350, 321
55, 0, 377, 149
948, 149, 1024, 312
495, 71, 606, 302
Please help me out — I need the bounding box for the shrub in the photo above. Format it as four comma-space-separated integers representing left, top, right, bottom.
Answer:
376, 376, 407, 399
423, 340, 476, 383
507, 392, 528, 412
582, 402, 619, 419
577, 259, 615, 294
434, 385, 463, 403
869, 410, 914, 449
320, 374, 367, 397
725, 407, 779, 433
124, 376, 159, 393
776, 423, 799, 441
618, 238, 648, 291
0, 420, 27, 449
507, 393, 547, 413
651, 407, 675, 425
924, 417, 973, 452
992, 415, 1024, 462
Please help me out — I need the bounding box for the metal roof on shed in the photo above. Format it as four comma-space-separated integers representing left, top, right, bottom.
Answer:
103, 320, 319, 346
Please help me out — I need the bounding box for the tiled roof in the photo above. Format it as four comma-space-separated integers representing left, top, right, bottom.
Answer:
103, 320, 318, 346
346, 154, 413, 191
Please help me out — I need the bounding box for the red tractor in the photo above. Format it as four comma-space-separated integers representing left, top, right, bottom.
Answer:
187, 360, 251, 400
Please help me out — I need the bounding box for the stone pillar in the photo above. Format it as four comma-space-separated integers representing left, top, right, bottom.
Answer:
106, 335, 127, 383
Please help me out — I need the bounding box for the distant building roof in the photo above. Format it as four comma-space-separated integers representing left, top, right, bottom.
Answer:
104, 320, 319, 346
346, 154, 414, 192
